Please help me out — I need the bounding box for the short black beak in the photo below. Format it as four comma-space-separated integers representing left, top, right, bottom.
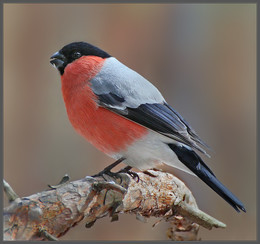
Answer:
50, 51, 66, 70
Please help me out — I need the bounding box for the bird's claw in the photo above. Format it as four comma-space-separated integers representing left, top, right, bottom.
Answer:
127, 171, 140, 182
92, 158, 126, 181
117, 166, 140, 182
92, 170, 123, 182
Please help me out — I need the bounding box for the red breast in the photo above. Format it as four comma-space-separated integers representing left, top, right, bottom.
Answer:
61, 56, 148, 155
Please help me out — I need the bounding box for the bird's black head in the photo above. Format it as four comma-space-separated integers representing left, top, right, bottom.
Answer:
50, 42, 111, 75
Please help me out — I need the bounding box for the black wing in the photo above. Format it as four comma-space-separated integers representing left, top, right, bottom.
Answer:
96, 92, 210, 156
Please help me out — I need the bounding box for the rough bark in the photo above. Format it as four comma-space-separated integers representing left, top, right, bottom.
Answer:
3, 170, 226, 241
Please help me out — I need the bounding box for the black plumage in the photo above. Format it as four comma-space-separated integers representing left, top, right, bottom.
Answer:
169, 144, 246, 212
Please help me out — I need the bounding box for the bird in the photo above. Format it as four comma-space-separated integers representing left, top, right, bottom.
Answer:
50, 41, 245, 213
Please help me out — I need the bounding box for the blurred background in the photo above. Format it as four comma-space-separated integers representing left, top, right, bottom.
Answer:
3, 3, 256, 241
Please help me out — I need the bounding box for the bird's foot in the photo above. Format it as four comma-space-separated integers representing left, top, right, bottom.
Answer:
92, 169, 122, 181
117, 166, 140, 182
92, 158, 126, 181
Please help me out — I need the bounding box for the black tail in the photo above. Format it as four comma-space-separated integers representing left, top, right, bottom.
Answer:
169, 144, 246, 212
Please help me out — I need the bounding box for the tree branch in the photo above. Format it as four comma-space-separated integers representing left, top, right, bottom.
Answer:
3, 170, 226, 241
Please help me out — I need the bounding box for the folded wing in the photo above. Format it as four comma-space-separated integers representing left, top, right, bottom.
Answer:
90, 57, 210, 156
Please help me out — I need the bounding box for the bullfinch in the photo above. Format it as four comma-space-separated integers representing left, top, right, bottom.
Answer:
50, 42, 245, 213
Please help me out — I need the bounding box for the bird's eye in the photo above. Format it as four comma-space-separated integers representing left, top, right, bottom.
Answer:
72, 51, 82, 59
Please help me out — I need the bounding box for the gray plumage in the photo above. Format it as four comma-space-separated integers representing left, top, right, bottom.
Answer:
90, 57, 210, 156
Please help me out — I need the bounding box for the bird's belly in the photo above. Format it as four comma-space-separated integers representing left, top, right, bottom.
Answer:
116, 131, 176, 170
66, 96, 194, 175
115, 131, 195, 175
63, 85, 193, 175
66, 98, 148, 155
